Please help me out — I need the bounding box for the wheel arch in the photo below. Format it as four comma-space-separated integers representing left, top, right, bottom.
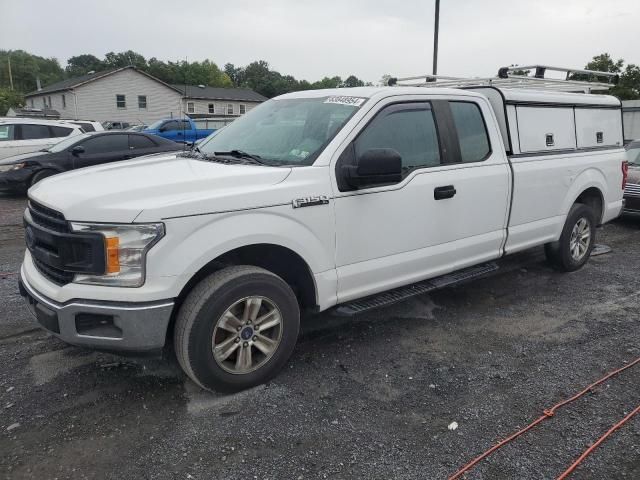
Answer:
562, 168, 607, 225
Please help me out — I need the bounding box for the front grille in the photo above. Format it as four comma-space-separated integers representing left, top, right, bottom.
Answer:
28, 201, 68, 233
33, 257, 74, 285
624, 183, 640, 198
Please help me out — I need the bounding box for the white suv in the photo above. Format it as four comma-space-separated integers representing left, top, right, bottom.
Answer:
0, 119, 84, 160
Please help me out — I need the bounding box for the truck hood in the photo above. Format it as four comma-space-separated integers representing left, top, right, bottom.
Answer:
29, 153, 292, 223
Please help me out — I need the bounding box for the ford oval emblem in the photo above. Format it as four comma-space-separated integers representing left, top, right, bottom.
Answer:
25, 226, 36, 250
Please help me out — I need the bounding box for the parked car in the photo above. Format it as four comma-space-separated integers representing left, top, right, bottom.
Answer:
19, 86, 625, 392
63, 120, 105, 133
0, 118, 84, 160
623, 140, 640, 214
102, 121, 131, 130
0, 131, 182, 193
144, 118, 214, 144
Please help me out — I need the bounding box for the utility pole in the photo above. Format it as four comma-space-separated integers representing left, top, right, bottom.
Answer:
432, 0, 440, 75
8, 54, 14, 91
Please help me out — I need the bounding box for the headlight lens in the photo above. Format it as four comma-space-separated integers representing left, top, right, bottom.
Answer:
70, 222, 165, 287
0, 163, 24, 172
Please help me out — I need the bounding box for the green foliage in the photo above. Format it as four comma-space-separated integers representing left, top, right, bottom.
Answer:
0, 87, 24, 115
0, 49, 367, 99
65, 54, 105, 77
569, 53, 640, 99
0, 50, 64, 93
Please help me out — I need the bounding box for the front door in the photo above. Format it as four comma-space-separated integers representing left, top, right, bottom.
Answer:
332, 97, 511, 303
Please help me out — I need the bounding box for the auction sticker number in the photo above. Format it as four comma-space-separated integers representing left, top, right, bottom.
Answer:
324, 96, 366, 107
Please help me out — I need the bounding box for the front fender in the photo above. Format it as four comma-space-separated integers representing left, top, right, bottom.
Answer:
146, 204, 335, 291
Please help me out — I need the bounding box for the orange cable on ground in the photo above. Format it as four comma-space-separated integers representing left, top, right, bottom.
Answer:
448, 356, 640, 480
556, 403, 640, 480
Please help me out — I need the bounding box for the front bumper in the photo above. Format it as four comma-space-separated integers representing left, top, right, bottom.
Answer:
19, 271, 174, 353
0, 169, 32, 193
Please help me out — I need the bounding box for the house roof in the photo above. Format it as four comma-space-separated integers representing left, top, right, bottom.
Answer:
25, 69, 122, 96
172, 85, 268, 102
26, 66, 267, 103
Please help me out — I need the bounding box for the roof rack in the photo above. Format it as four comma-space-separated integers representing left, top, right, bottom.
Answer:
387, 65, 619, 93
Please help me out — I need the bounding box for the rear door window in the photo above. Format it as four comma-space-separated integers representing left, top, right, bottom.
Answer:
0, 125, 15, 141
449, 102, 491, 163
49, 126, 73, 137
82, 135, 129, 154
20, 124, 51, 140
129, 135, 156, 150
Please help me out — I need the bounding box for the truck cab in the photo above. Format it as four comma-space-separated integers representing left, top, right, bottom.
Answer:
144, 118, 214, 144
19, 83, 625, 392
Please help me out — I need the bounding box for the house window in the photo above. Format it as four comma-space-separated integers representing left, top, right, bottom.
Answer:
208, 103, 215, 114
138, 95, 147, 109
42, 98, 47, 108
227, 104, 234, 115
239, 104, 246, 115
48, 96, 52, 108
61, 95, 66, 109
116, 94, 126, 108
187, 102, 195, 113
29, 99, 34, 108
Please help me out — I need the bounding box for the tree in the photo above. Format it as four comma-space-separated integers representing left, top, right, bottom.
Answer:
342, 75, 365, 88
65, 54, 105, 77
572, 53, 640, 100
0, 50, 64, 93
0, 87, 24, 115
103, 50, 147, 70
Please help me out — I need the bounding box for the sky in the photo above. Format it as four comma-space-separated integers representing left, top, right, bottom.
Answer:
1, 0, 639, 83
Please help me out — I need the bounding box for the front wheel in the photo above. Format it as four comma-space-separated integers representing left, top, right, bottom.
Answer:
544, 203, 596, 272
174, 266, 300, 392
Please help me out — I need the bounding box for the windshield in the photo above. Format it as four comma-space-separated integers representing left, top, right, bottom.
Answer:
147, 120, 165, 130
47, 133, 89, 152
198, 96, 366, 166
627, 145, 640, 165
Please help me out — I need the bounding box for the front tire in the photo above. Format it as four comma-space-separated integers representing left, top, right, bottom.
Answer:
544, 203, 596, 272
174, 266, 300, 392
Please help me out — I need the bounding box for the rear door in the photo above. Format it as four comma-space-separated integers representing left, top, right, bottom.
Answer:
73, 134, 130, 169
332, 95, 511, 302
128, 134, 160, 158
0, 123, 18, 160
12, 124, 55, 157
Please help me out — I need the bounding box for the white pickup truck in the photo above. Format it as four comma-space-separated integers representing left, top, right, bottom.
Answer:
19, 83, 626, 391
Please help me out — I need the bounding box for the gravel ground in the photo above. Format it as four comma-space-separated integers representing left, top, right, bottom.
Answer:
1, 193, 639, 480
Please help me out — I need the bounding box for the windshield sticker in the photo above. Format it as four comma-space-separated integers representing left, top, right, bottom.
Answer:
324, 96, 366, 107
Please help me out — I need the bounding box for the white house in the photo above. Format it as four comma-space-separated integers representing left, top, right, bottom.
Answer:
24, 66, 267, 125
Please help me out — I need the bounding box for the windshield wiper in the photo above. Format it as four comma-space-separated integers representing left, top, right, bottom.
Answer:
214, 150, 267, 165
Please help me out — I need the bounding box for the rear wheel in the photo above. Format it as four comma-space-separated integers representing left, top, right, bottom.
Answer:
545, 203, 596, 272
174, 266, 300, 392
29, 169, 56, 187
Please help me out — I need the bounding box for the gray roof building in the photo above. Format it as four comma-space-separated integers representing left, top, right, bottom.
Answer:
24, 66, 266, 124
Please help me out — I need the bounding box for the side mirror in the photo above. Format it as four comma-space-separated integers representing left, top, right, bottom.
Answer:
343, 148, 402, 188
71, 145, 85, 156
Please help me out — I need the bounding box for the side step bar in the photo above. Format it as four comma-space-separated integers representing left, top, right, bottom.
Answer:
332, 262, 499, 316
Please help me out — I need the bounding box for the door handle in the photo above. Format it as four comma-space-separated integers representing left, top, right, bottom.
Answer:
434, 185, 456, 200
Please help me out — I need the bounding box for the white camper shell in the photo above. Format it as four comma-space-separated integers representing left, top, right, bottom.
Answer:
465, 88, 623, 155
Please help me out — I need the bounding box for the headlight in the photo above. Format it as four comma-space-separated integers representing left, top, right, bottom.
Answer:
70, 222, 165, 287
0, 163, 24, 172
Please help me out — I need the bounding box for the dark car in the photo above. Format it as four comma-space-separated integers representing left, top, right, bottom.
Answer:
623, 140, 640, 214
0, 131, 183, 193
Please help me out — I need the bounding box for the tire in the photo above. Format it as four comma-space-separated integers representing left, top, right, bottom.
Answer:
544, 203, 596, 272
29, 169, 56, 187
174, 265, 300, 392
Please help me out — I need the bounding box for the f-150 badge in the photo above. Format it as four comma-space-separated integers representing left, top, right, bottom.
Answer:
292, 195, 330, 208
